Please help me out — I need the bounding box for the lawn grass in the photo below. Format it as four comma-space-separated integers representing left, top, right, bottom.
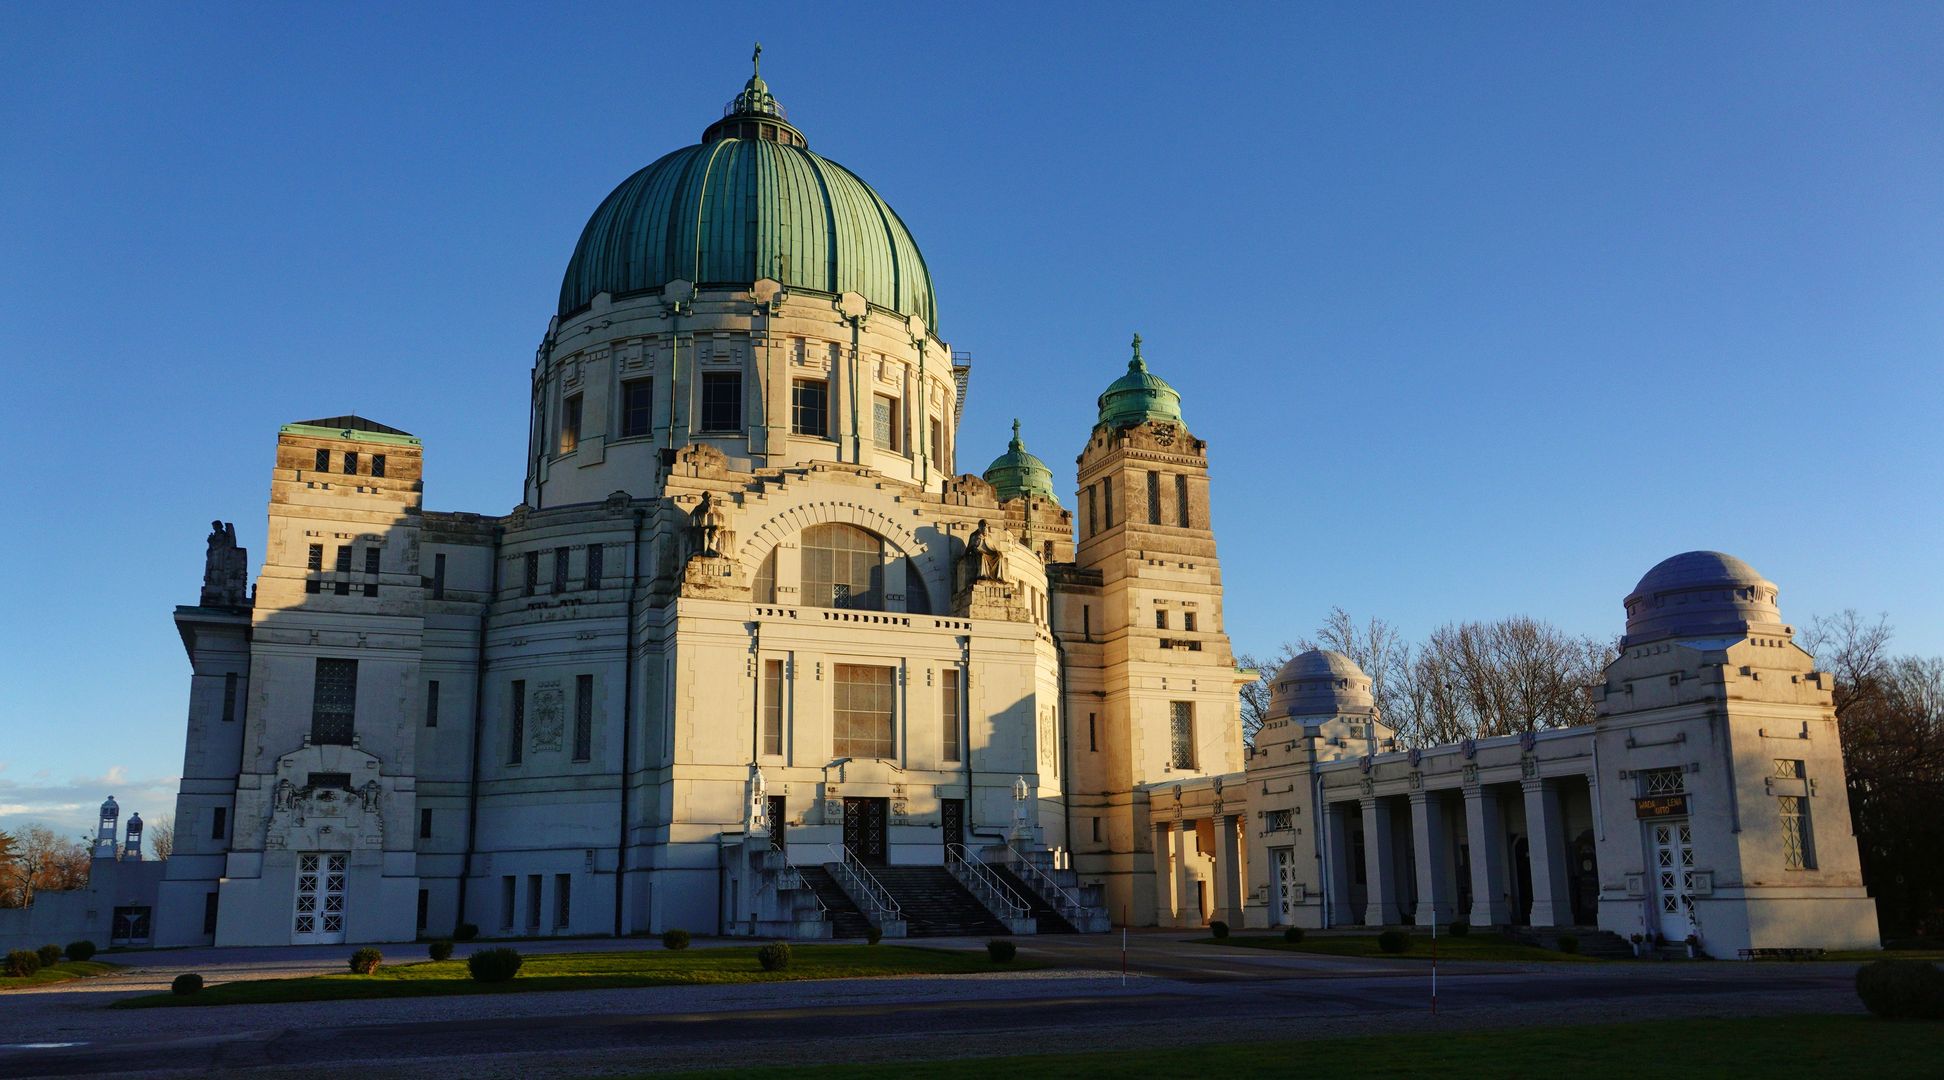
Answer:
1824, 948, 1944, 962
667, 1015, 1942, 1079
116, 944, 1026, 1008
0, 960, 121, 991
1203, 931, 1598, 963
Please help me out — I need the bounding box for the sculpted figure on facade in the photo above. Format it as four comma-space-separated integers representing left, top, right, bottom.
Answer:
200, 520, 250, 608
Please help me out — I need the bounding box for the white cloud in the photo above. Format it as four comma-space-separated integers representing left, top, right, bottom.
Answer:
0, 768, 180, 842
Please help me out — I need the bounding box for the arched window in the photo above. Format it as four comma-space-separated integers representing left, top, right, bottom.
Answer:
801, 524, 883, 610
752, 549, 777, 603
904, 560, 932, 615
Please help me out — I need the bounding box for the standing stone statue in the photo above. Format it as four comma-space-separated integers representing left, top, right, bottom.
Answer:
201, 520, 250, 608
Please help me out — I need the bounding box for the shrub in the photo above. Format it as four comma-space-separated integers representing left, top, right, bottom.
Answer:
347, 947, 383, 975
37, 944, 63, 967
986, 939, 1017, 963
171, 973, 203, 996
866, 925, 883, 945
468, 947, 524, 983
4, 950, 42, 978
1209, 920, 1230, 940
427, 939, 453, 962
1855, 959, 1944, 1020
1283, 926, 1305, 944
66, 940, 97, 962
453, 922, 479, 942
1448, 920, 1470, 938
662, 929, 691, 951
757, 942, 792, 972
1556, 934, 1579, 955
1376, 930, 1411, 954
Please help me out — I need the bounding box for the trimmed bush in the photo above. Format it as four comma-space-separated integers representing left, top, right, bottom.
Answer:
1447, 920, 1470, 938
1855, 958, 1944, 1020
1283, 926, 1306, 944
866, 925, 883, 945
37, 943, 63, 967
986, 939, 1017, 963
66, 940, 97, 962
349, 947, 383, 975
427, 939, 453, 962
171, 973, 203, 996
1556, 934, 1580, 955
1377, 930, 1411, 954
662, 929, 691, 951
4, 950, 42, 978
1209, 920, 1231, 940
468, 947, 524, 983
757, 942, 792, 972
453, 922, 479, 942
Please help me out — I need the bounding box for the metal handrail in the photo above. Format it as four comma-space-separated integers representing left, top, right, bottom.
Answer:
774, 865, 827, 915
946, 843, 1030, 921
834, 846, 902, 923
1002, 844, 1086, 916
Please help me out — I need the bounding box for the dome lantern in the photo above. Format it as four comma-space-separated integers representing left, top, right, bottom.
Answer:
1096, 333, 1184, 429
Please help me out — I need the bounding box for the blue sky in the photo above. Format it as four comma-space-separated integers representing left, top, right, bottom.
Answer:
3, 4, 1940, 841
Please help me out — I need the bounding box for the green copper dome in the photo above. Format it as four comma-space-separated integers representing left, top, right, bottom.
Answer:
982, 420, 1059, 504
1096, 334, 1183, 428
558, 48, 937, 327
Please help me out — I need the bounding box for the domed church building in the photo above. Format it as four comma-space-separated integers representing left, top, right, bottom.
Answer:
152, 58, 1878, 956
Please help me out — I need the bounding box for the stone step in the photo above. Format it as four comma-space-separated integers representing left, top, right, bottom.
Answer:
868, 866, 1009, 938
796, 866, 873, 939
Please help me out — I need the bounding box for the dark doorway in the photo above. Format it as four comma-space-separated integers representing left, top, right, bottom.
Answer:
941, 798, 964, 851
843, 797, 888, 864
112, 906, 152, 945
1570, 829, 1598, 925
1514, 837, 1533, 926
766, 795, 788, 852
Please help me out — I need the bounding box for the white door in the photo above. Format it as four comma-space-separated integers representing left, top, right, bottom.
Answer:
293, 853, 348, 944
1651, 821, 1694, 940
1273, 848, 1298, 924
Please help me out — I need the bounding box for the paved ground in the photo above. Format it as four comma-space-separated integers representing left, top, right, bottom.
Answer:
0, 933, 1865, 1078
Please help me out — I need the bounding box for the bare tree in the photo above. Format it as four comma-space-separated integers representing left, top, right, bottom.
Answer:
0, 829, 18, 909
1, 825, 91, 907
147, 815, 174, 861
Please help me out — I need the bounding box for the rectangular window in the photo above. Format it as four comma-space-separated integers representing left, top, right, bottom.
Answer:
1184, 612, 1198, 632
1775, 759, 1814, 869
941, 668, 961, 762
1169, 700, 1196, 771
371, 453, 386, 478
573, 673, 593, 762
221, 672, 238, 723
308, 543, 323, 570
1156, 610, 1169, 630
1082, 605, 1091, 639
1639, 767, 1685, 797
832, 664, 895, 760
1088, 712, 1097, 752
310, 658, 358, 746
1266, 808, 1293, 832
791, 378, 829, 437
419, 807, 433, 839
432, 552, 446, 599
873, 393, 899, 452
1148, 471, 1162, 525
417, 889, 428, 933
621, 377, 653, 439
559, 392, 583, 454
1102, 478, 1114, 527
508, 680, 525, 765
554, 873, 571, 930
500, 876, 515, 929
363, 546, 381, 598
524, 551, 539, 597
1176, 474, 1190, 527
343, 450, 358, 475
762, 659, 784, 758
425, 680, 440, 728
585, 545, 603, 590
700, 372, 742, 432
553, 547, 568, 594
930, 414, 944, 467
1086, 485, 1098, 536
1092, 817, 1101, 842
211, 805, 227, 840
314, 448, 329, 471
203, 891, 220, 935
526, 874, 541, 931
336, 545, 353, 572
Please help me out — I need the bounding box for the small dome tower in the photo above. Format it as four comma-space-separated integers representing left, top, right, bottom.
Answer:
95, 796, 120, 858
1096, 334, 1183, 429
982, 420, 1059, 504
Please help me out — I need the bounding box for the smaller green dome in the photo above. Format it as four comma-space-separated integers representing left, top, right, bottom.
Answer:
1096, 333, 1183, 429
983, 419, 1060, 504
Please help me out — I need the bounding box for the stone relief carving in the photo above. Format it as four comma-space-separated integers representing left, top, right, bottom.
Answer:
201, 520, 250, 607
531, 680, 564, 751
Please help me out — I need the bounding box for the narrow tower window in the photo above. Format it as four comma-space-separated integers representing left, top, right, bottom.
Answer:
310, 658, 358, 746
621, 378, 653, 439
508, 680, 526, 765
791, 378, 829, 438
941, 668, 961, 762
573, 673, 593, 762
1176, 473, 1190, 527
1147, 471, 1161, 525
559, 393, 583, 454
762, 659, 785, 757
700, 372, 743, 432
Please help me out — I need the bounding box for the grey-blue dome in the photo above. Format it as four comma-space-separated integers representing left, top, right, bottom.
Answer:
1268, 649, 1374, 717
1623, 551, 1783, 646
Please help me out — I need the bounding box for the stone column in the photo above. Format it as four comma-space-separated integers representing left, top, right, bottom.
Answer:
1361, 796, 1398, 927
1522, 778, 1574, 927
1174, 820, 1197, 928
1464, 785, 1510, 927
1215, 814, 1244, 926
1323, 802, 1354, 928
1410, 791, 1454, 927
1152, 823, 1176, 926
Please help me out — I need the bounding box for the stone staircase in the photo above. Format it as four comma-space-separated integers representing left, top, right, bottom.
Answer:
869, 866, 1009, 938
1503, 925, 1636, 959
989, 864, 1078, 933
797, 865, 873, 939
985, 846, 1113, 933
